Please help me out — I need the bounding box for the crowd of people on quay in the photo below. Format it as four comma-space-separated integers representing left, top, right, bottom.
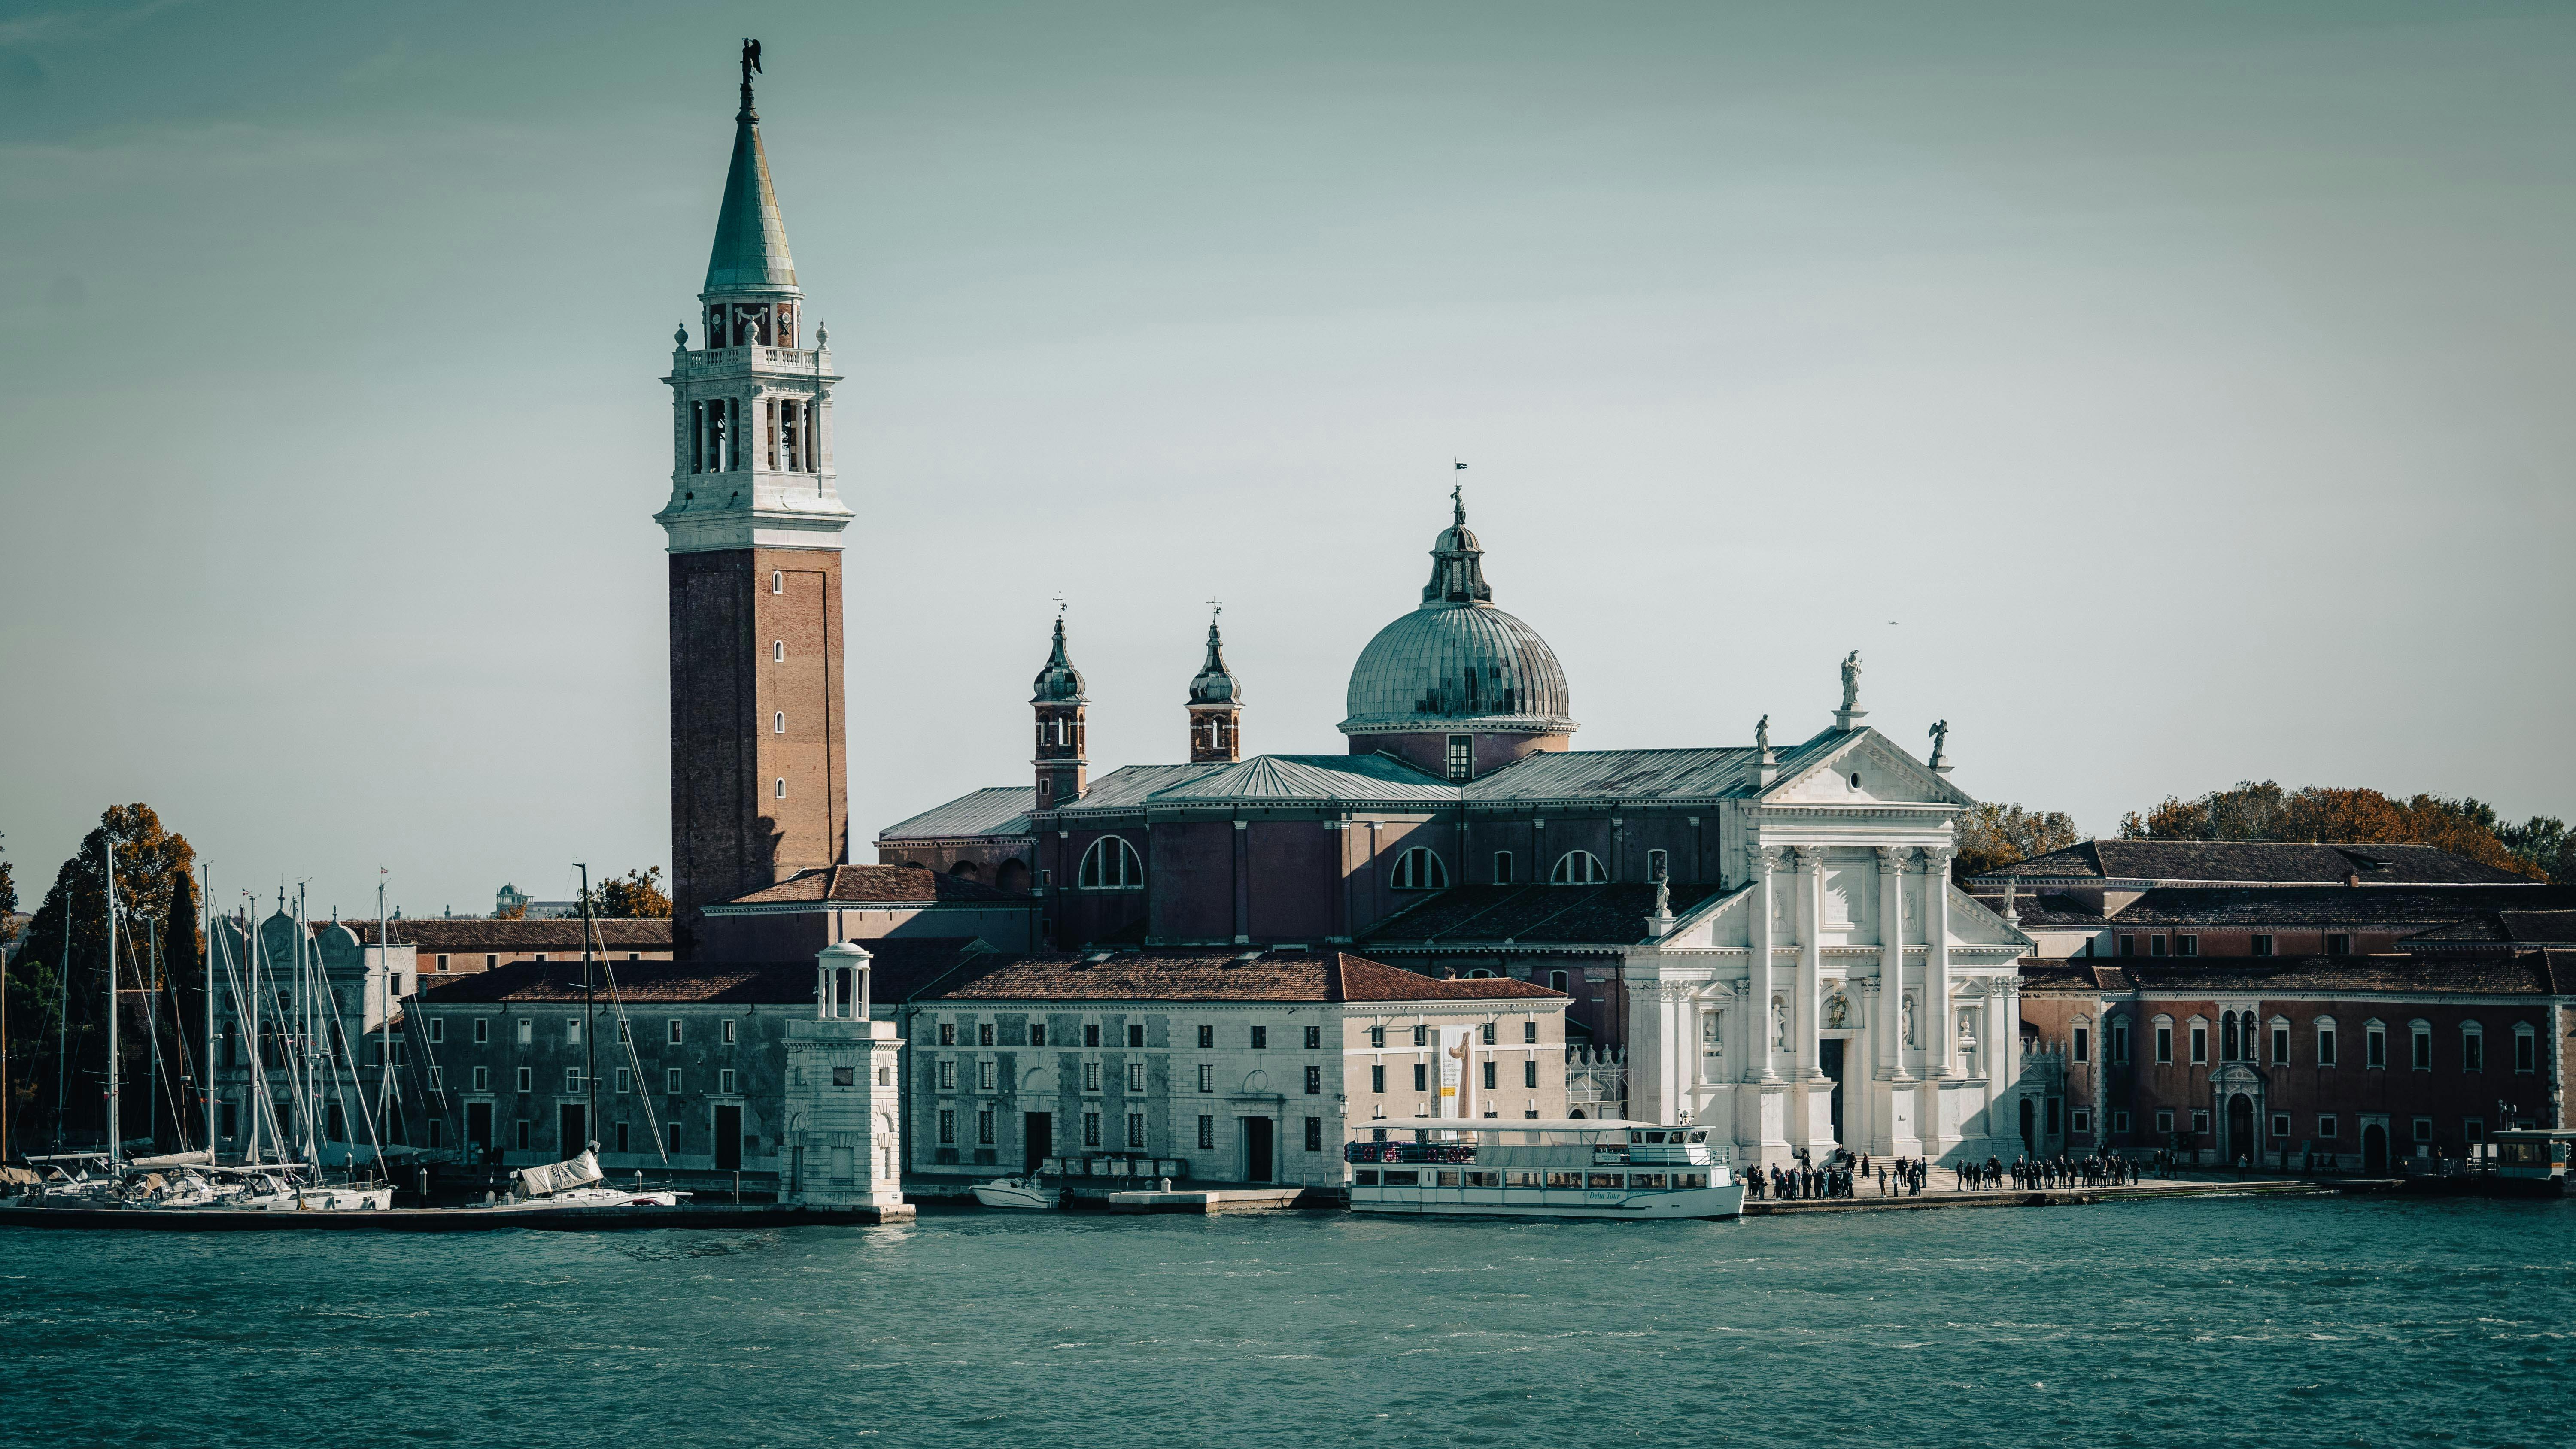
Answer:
1739, 1147, 2192, 1201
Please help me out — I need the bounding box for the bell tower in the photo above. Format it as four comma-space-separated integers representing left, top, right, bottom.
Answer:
659, 41, 853, 953
1186, 604, 1242, 764
1032, 605, 1089, 809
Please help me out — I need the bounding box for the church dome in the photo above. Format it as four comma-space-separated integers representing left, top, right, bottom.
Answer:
1339, 494, 1575, 738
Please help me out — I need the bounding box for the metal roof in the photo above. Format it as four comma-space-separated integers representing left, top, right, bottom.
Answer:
1151, 754, 1457, 805
702, 94, 798, 296
1464, 747, 1759, 803
1054, 763, 1228, 814
878, 787, 1033, 841
1340, 603, 1574, 736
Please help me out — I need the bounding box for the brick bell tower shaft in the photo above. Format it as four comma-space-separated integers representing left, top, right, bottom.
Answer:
657, 43, 853, 955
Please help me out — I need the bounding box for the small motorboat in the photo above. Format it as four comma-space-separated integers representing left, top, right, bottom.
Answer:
971, 1176, 1060, 1210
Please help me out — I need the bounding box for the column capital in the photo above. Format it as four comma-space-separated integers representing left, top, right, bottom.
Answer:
1792, 843, 1824, 869
1917, 846, 1954, 869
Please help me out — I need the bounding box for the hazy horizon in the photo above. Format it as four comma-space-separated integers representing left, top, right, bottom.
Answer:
4, 1, 2571, 917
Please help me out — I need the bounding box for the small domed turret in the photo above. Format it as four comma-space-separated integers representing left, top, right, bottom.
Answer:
1187, 607, 1243, 762
1032, 606, 1088, 807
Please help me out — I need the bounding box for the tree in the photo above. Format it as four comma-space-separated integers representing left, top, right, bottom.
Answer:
2496, 816, 2572, 884
580, 867, 673, 920
2116, 780, 2548, 880
1955, 802, 2083, 879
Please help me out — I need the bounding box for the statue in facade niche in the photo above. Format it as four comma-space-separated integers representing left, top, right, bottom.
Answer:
1902, 994, 1916, 1046
1841, 651, 1862, 712
1771, 997, 1789, 1051
1824, 993, 1849, 1029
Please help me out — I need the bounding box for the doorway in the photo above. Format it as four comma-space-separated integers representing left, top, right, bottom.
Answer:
2361, 1123, 2389, 1176
1024, 1112, 1052, 1175
2018, 1096, 2035, 1155
1819, 1039, 1845, 1143
2227, 1094, 2255, 1164
714, 1104, 743, 1171
559, 1103, 587, 1156
466, 1102, 493, 1161
1244, 1116, 1275, 1183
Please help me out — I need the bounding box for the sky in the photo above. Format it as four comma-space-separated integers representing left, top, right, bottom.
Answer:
2, 0, 2571, 919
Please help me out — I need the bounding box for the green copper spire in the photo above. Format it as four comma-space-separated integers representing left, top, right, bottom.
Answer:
703, 41, 798, 297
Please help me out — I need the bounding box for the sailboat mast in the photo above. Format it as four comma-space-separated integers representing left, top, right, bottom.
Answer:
144, 912, 160, 1150
103, 834, 122, 1168
377, 876, 392, 1169
578, 863, 597, 1151
203, 865, 215, 1155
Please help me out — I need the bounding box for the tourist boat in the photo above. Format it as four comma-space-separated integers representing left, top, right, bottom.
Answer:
2488, 1128, 2574, 1196
1346, 1120, 1744, 1220
970, 1176, 1060, 1210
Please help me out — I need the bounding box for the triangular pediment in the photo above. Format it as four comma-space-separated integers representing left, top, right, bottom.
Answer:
1762, 729, 1975, 809
1945, 882, 2037, 952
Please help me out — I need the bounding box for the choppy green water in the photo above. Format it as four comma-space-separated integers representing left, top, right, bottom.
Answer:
2, 1195, 2570, 1447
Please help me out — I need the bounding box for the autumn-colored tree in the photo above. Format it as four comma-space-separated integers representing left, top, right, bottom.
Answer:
1954, 802, 2083, 879
2117, 780, 2549, 880
580, 867, 673, 920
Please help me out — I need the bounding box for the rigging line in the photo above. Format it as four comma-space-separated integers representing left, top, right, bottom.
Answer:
594, 955, 671, 1165
116, 905, 192, 1153
319, 982, 387, 1178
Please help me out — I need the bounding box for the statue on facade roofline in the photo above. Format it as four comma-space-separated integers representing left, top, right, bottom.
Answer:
1840, 651, 1862, 712
1928, 718, 1949, 770
1755, 713, 1770, 755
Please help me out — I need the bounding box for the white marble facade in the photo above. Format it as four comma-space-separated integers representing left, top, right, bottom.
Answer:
1624, 728, 2032, 1168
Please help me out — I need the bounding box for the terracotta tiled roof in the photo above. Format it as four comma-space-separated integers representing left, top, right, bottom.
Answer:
2403, 910, 2576, 947
1979, 840, 2530, 886
919, 949, 1565, 1005
711, 864, 1025, 909
335, 919, 674, 950
414, 938, 990, 1005
2020, 952, 2558, 997
1990, 884, 2575, 930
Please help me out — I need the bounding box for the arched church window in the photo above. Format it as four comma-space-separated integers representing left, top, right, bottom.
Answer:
1389, 848, 1449, 891
1077, 836, 1145, 891
1550, 850, 1607, 885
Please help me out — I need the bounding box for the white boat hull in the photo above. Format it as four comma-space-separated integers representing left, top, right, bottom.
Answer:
971, 1182, 1060, 1210
1351, 1184, 1745, 1220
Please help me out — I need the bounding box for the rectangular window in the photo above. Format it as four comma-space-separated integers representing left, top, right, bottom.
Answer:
2113, 1110, 2131, 1134
1125, 1113, 1145, 1149
564, 1067, 581, 1092
832, 1066, 854, 1087
2155, 1026, 2172, 1064
2463, 1032, 2483, 1072
516, 1019, 532, 1045
2117, 934, 2136, 957
1371, 1064, 1385, 1093
2046, 1097, 2063, 1134
2516, 1030, 2537, 1073
2317, 1114, 2337, 1139
1127, 1061, 1146, 1093
665, 1067, 682, 1094
975, 1022, 993, 1047
613, 1121, 628, 1153
2411, 1027, 2431, 1071
2190, 1025, 2207, 1064
2071, 1026, 2089, 1063
428, 1019, 444, 1044
1250, 1025, 1268, 1049
1304, 1025, 1322, 1050
1446, 734, 1473, 782
617, 1020, 631, 1044
1127, 1024, 1145, 1048
2071, 1108, 2091, 1134
667, 1122, 682, 1154
2270, 1026, 2289, 1065
1198, 1024, 1215, 1049
1479, 1022, 1496, 1046
1198, 1115, 1215, 1150
565, 1017, 581, 1045
1084, 1024, 1100, 1048
979, 1109, 996, 1146
1524, 1060, 1538, 1088
2175, 935, 2199, 957
1197, 1063, 1213, 1093
474, 1018, 489, 1045
2111, 1020, 2129, 1064
473, 1066, 490, 1092
2327, 933, 2352, 955
1368, 1026, 1385, 1049
1305, 1065, 1323, 1095
428, 1066, 443, 1090
980, 1059, 998, 1091
515, 1067, 532, 1093
667, 1019, 682, 1045
2270, 1113, 2292, 1138
1493, 851, 1514, 884
2464, 1118, 2484, 1144
937, 1059, 956, 1091
615, 1068, 632, 1094
1084, 1061, 1101, 1092
2319, 1024, 2338, 1066
938, 1109, 955, 1145
2251, 934, 2275, 957
939, 1022, 956, 1046
2367, 1025, 2386, 1068
1523, 1021, 1538, 1043
2150, 936, 2168, 957
1413, 1063, 1428, 1092
2191, 1109, 2210, 1135
1304, 1117, 1323, 1153
2155, 1109, 2175, 1134
2412, 1117, 2433, 1144
723, 1019, 737, 1046
515, 1120, 531, 1150
1030, 1022, 1046, 1047
1480, 1061, 1496, 1090
1083, 1112, 1101, 1148
1412, 1025, 1428, 1047
718, 1069, 736, 1094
